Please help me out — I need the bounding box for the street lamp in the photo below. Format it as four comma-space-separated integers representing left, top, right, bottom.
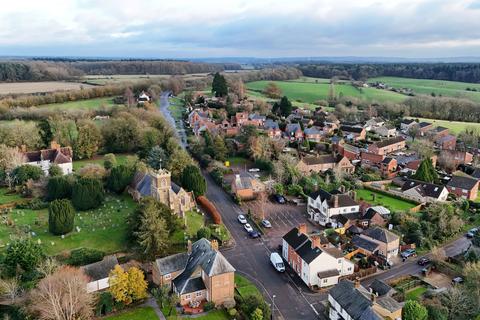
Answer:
271, 295, 276, 320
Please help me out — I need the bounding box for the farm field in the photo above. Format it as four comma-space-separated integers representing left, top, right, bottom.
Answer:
406, 117, 480, 135
38, 96, 121, 111
356, 188, 417, 212
370, 76, 480, 103
0, 192, 136, 255
0, 81, 94, 95
82, 73, 210, 85
246, 80, 407, 104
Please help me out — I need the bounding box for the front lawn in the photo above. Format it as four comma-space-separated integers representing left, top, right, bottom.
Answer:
104, 306, 159, 320
235, 274, 262, 298
405, 286, 428, 301
73, 153, 134, 171
171, 210, 205, 244
0, 193, 136, 255
356, 188, 417, 212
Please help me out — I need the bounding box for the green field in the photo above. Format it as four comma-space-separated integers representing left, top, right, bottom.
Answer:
38, 97, 121, 111
356, 188, 417, 212
370, 76, 480, 103
73, 154, 134, 171
105, 306, 159, 320
406, 117, 480, 135
246, 80, 407, 104
0, 193, 136, 255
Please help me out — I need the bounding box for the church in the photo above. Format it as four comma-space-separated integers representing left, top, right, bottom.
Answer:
129, 168, 196, 217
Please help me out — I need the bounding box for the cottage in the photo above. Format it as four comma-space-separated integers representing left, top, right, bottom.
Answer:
282, 225, 354, 289
297, 154, 355, 175
400, 178, 448, 203
231, 173, 265, 201
368, 136, 406, 155
137, 91, 151, 104
24, 141, 73, 175
81, 256, 119, 293
447, 175, 479, 201
340, 125, 366, 142
358, 208, 388, 228
307, 189, 359, 226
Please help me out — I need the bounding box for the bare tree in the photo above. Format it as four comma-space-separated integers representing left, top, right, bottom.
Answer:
123, 87, 135, 107
407, 124, 420, 141
0, 277, 23, 304
29, 266, 93, 320
263, 82, 282, 99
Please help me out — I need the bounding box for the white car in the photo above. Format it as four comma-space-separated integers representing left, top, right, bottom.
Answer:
237, 214, 247, 224
248, 168, 260, 172
244, 223, 253, 233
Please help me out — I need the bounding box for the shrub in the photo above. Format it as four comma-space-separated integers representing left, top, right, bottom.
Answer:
3, 238, 45, 277
103, 153, 117, 170
106, 164, 134, 194
254, 159, 273, 173
47, 176, 73, 201
203, 301, 215, 312
197, 196, 222, 224
11, 164, 44, 186
197, 227, 211, 240
72, 177, 104, 210
48, 164, 63, 177
95, 291, 114, 316
16, 198, 48, 210
48, 199, 75, 235
67, 248, 105, 266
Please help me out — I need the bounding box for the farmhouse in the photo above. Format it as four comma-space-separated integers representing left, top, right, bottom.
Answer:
23, 141, 73, 175
307, 189, 360, 226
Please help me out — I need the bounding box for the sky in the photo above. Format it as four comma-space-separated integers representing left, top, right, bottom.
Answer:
1, 0, 480, 59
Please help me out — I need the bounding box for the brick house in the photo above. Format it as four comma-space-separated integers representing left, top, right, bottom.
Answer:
341, 144, 361, 161
400, 178, 449, 203
285, 123, 304, 141
304, 127, 323, 142
374, 125, 397, 138
354, 227, 399, 261
230, 173, 265, 201
400, 119, 417, 132
360, 152, 384, 167
379, 157, 397, 179
282, 225, 354, 289
418, 121, 433, 135
358, 208, 387, 228
436, 134, 456, 150
367, 136, 406, 155
340, 125, 366, 142
430, 126, 449, 140
297, 154, 355, 175
447, 175, 479, 201
263, 119, 282, 138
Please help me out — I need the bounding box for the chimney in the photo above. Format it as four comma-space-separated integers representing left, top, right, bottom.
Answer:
298, 223, 307, 235
354, 278, 360, 288
311, 235, 321, 249
211, 239, 219, 251
50, 140, 60, 150
333, 195, 339, 208
350, 191, 357, 201
187, 240, 192, 255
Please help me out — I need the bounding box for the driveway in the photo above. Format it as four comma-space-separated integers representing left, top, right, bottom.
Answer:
204, 172, 324, 320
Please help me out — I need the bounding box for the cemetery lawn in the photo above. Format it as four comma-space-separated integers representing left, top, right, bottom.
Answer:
0, 193, 136, 255
73, 153, 135, 171
0, 188, 23, 205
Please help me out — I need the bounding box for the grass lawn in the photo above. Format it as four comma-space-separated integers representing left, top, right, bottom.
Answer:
246, 80, 406, 104
0, 193, 136, 255
192, 310, 229, 320
104, 306, 159, 320
406, 116, 480, 135
235, 274, 262, 298
73, 154, 134, 171
370, 76, 480, 103
227, 156, 249, 166
0, 188, 23, 205
38, 97, 121, 111
356, 188, 417, 212
185, 210, 205, 237
405, 286, 428, 301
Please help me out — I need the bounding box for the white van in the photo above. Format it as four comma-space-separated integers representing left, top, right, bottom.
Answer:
270, 252, 285, 272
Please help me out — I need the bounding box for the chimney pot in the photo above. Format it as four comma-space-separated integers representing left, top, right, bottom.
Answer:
354, 278, 360, 288
211, 239, 219, 251
298, 223, 307, 235
333, 195, 339, 208
311, 235, 321, 249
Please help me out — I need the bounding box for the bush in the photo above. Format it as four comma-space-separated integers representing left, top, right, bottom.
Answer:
3, 238, 45, 277
103, 153, 117, 170
11, 164, 44, 186
197, 196, 222, 224
67, 248, 105, 266
287, 184, 304, 197
72, 177, 104, 210
197, 227, 212, 240
254, 159, 273, 173
203, 301, 215, 312
16, 198, 48, 210
106, 164, 134, 194
95, 292, 114, 316
228, 308, 238, 319
47, 176, 73, 201
48, 199, 76, 235
48, 164, 63, 177
210, 168, 224, 185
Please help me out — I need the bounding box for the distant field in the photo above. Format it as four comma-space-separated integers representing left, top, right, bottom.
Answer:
246, 80, 407, 104
0, 81, 94, 95
406, 117, 480, 135
370, 76, 480, 103
38, 96, 120, 111
82, 73, 210, 85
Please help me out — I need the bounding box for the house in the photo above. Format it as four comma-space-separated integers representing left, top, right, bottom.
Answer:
137, 91, 151, 104
297, 154, 355, 175
374, 125, 397, 138
282, 225, 354, 289
285, 123, 304, 141
447, 175, 479, 201
263, 119, 282, 138
400, 178, 449, 203
361, 152, 385, 167
340, 143, 361, 161
248, 114, 266, 127
81, 255, 119, 293
365, 118, 385, 131
358, 208, 387, 228
129, 169, 196, 217
340, 125, 366, 141
307, 189, 360, 226
439, 150, 473, 167
153, 252, 189, 287
400, 119, 417, 132
304, 127, 323, 142
380, 157, 397, 179
418, 121, 433, 135
156, 238, 235, 307
328, 280, 403, 320
231, 173, 265, 201
24, 141, 73, 175
436, 134, 456, 150
368, 136, 406, 155
188, 109, 217, 136
430, 126, 449, 140
357, 227, 400, 260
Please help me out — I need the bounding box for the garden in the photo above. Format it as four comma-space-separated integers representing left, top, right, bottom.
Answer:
355, 188, 417, 212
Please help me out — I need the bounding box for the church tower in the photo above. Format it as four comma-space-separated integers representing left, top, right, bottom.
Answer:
152, 168, 172, 205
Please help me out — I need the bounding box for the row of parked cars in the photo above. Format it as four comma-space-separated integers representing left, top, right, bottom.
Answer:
237, 214, 272, 238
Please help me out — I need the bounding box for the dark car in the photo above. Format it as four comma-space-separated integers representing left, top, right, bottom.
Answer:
248, 230, 261, 238
274, 194, 286, 204
417, 258, 430, 266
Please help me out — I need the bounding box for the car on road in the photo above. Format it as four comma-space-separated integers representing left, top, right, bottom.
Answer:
248, 168, 260, 172
270, 252, 285, 272
401, 249, 417, 259
244, 223, 253, 233
274, 194, 286, 204
248, 230, 261, 238
261, 219, 272, 228
237, 214, 247, 224
466, 227, 479, 238
417, 257, 430, 266
452, 277, 464, 284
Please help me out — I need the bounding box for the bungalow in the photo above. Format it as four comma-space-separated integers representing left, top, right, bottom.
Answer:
400, 178, 448, 203
340, 125, 366, 142
282, 225, 354, 289
307, 189, 360, 226
368, 136, 406, 155
297, 154, 355, 175
355, 227, 400, 261
447, 175, 479, 201
285, 123, 304, 141
304, 127, 323, 142
81, 255, 119, 293
24, 141, 73, 175
374, 125, 397, 138
263, 119, 282, 138
231, 173, 266, 201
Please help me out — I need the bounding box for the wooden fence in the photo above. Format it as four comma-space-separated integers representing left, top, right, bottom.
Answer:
341, 266, 377, 280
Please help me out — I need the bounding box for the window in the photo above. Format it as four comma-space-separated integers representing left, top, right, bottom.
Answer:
338, 259, 341, 264
347, 267, 352, 271
323, 279, 328, 283
351, 208, 356, 212
185, 294, 191, 300
196, 291, 203, 297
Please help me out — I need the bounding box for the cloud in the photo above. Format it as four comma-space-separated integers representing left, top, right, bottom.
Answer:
0, 0, 479, 58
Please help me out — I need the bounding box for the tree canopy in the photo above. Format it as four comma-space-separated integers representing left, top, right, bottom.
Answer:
412, 158, 438, 183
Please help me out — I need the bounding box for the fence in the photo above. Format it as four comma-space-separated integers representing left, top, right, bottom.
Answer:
341, 266, 377, 280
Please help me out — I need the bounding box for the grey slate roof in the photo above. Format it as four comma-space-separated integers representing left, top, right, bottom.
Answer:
282, 227, 309, 250
182, 277, 207, 294
81, 256, 118, 281
155, 252, 188, 276
317, 269, 340, 278
447, 175, 479, 190
309, 189, 358, 208
329, 281, 382, 320
352, 235, 379, 253
340, 125, 364, 134
401, 178, 446, 199
369, 279, 392, 297
264, 119, 279, 130
296, 240, 322, 264
373, 136, 405, 149
362, 227, 399, 243
471, 168, 480, 180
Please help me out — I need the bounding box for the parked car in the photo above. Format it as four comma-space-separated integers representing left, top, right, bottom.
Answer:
452, 277, 464, 284
274, 194, 286, 204
401, 249, 417, 259
244, 223, 253, 233
417, 258, 430, 266
248, 168, 260, 172
248, 230, 261, 238
237, 214, 247, 224
270, 252, 285, 272
261, 219, 272, 228
466, 231, 475, 238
